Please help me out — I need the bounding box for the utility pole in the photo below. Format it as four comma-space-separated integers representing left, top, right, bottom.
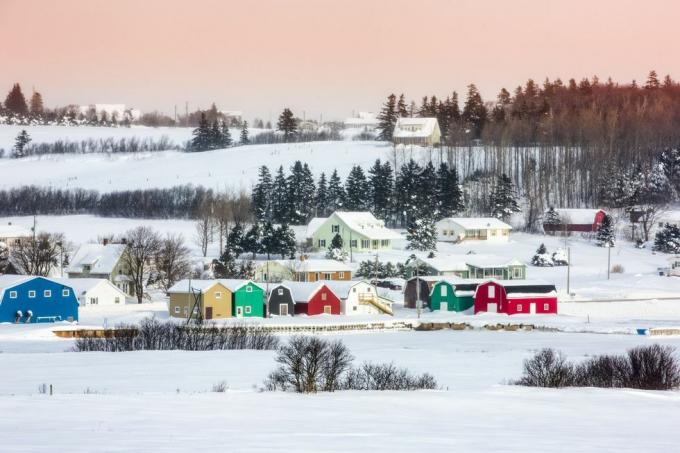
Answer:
411, 254, 421, 319
607, 245, 611, 280
566, 247, 571, 296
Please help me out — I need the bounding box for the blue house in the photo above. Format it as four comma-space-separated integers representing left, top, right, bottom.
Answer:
0, 276, 79, 323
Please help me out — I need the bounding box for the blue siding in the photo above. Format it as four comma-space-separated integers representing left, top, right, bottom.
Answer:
0, 278, 79, 323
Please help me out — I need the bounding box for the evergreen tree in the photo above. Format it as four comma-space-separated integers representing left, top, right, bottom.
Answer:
543, 207, 562, 234
190, 113, 212, 151
397, 94, 408, 117
314, 172, 329, 217
368, 160, 394, 221
260, 221, 278, 259
344, 165, 369, 210
210, 121, 222, 149
13, 130, 31, 158
394, 159, 422, 225
489, 173, 521, 220
4, 83, 28, 116
271, 166, 289, 223
435, 162, 464, 218
252, 166, 273, 221
531, 243, 553, 266
277, 108, 297, 142
462, 84, 487, 139
654, 223, 680, 253
213, 248, 239, 278
29, 91, 44, 118
227, 223, 245, 258
377, 94, 397, 141
240, 120, 249, 144
405, 215, 437, 251
275, 224, 297, 259
417, 161, 438, 217
326, 232, 348, 261
220, 121, 232, 147
327, 169, 345, 212
286, 161, 316, 224
243, 223, 261, 259
596, 214, 615, 247
645, 70, 660, 89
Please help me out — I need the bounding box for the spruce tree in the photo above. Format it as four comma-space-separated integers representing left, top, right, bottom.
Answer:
29, 91, 44, 118
531, 243, 553, 266
326, 232, 348, 261
240, 120, 249, 144
213, 248, 239, 278
271, 166, 289, 223
190, 113, 212, 151
260, 221, 278, 259
462, 84, 487, 139
243, 223, 262, 259
210, 121, 221, 149
220, 121, 232, 147
315, 172, 329, 217
394, 159, 422, 226
418, 162, 438, 217
377, 94, 397, 141
227, 223, 245, 258
406, 215, 437, 251
435, 162, 464, 218
544, 207, 561, 234
13, 130, 31, 158
368, 160, 394, 221
344, 165, 369, 210
252, 166, 273, 221
489, 173, 521, 221
286, 161, 316, 224
397, 94, 408, 117
277, 108, 297, 142
275, 224, 297, 259
596, 214, 615, 247
4, 83, 28, 117
327, 169, 345, 213
654, 223, 680, 253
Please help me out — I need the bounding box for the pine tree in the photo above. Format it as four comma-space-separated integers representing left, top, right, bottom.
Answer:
275, 224, 297, 259
645, 70, 660, 89
220, 121, 232, 147
315, 172, 329, 217
377, 94, 397, 141
271, 166, 289, 223
397, 94, 408, 117
596, 214, 615, 247
227, 223, 245, 258
260, 221, 277, 259
240, 120, 249, 144
213, 248, 239, 278
4, 83, 28, 117
252, 166, 273, 221
436, 162, 464, 218
243, 223, 262, 259
29, 91, 44, 118
406, 215, 437, 251
344, 165, 369, 210
417, 162, 438, 217
286, 161, 316, 224
654, 223, 680, 253
543, 207, 562, 234
326, 233, 348, 261
462, 84, 487, 139
210, 121, 222, 149
368, 160, 394, 221
190, 113, 212, 151
489, 173, 521, 220
277, 108, 297, 142
531, 243, 553, 266
13, 130, 31, 158
327, 169, 345, 212
394, 159, 422, 226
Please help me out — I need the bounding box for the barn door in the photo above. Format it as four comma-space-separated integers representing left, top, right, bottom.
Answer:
323, 305, 332, 314
530, 303, 536, 314
486, 303, 497, 313
205, 307, 213, 320
280, 304, 288, 316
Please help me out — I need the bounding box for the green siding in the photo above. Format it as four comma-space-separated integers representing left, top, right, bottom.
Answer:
429, 281, 474, 312
232, 282, 265, 317
312, 213, 393, 252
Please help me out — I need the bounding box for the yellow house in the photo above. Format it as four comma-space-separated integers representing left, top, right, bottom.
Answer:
167, 280, 232, 320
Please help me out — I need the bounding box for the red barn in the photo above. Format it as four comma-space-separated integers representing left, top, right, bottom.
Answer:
474, 280, 558, 315
543, 208, 606, 233
283, 281, 341, 315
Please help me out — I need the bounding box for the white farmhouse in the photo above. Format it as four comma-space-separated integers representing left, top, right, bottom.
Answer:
306, 211, 400, 252
59, 278, 128, 306
323, 280, 392, 315
392, 117, 441, 146
0, 223, 32, 251
436, 217, 512, 243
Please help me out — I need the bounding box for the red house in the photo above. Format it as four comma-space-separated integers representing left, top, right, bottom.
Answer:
543, 208, 606, 233
474, 280, 558, 315
283, 281, 341, 315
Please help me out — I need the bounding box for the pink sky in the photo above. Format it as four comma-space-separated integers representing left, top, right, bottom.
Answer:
1, 0, 679, 121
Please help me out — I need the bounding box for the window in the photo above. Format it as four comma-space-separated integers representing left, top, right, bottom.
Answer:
512, 268, 523, 279
323, 273, 331, 280
245, 306, 252, 314
331, 225, 340, 233
352, 287, 356, 293
44, 290, 52, 297
381, 240, 389, 247
488, 286, 495, 298
361, 239, 370, 249
544, 303, 549, 311
490, 229, 496, 236
246, 286, 253, 293
62, 289, 70, 297
350, 240, 357, 248
372, 240, 379, 249
115, 297, 120, 304
339, 272, 345, 279
517, 304, 522, 311
90, 297, 98, 305
443, 230, 448, 236
440, 285, 447, 296
319, 239, 326, 248
321, 292, 327, 301
215, 292, 222, 299
28, 290, 36, 298
9, 291, 17, 299
277, 289, 284, 296
174, 306, 180, 314
353, 306, 357, 311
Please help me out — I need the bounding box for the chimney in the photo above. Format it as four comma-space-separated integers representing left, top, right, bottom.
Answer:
103, 238, 109, 246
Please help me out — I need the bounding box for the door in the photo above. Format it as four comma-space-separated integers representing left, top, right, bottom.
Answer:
486, 303, 497, 313
236, 306, 243, 317
323, 305, 332, 314
205, 307, 213, 320
530, 302, 536, 314
280, 304, 289, 316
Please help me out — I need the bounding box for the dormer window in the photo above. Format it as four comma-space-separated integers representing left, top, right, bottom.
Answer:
83, 264, 91, 273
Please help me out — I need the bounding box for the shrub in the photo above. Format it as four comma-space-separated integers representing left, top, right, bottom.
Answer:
574, 354, 630, 388
514, 348, 575, 388
211, 381, 229, 392
342, 362, 437, 391
610, 264, 624, 273
626, 344, 680, 390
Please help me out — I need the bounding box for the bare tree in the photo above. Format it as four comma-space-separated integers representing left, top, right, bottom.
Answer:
637, 204, 667, 242
155, 234, 191, 291
10, 232, 65, 276
212, 196, 232, 254
194, 202, 214, 257
122, 226, 161, 304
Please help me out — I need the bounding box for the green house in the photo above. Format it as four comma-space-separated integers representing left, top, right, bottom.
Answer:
465, 257, 526, 280
219, 279, 265, 318
429, 279, 479, 312
306, 211, 400, 253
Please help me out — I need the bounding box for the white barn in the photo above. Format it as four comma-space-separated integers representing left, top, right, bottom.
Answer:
436, 217, 512, 243
323, 280, 392, 315
392, 117, 441, 146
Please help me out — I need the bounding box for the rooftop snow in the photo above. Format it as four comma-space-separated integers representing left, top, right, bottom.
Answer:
438, 217, 512, 230
552, 209, 603, 224
333, 211, 400, 240
392, 117, 439, 138
167, 279, 221, 293
0, 224, 32, 237
256, 259, 352, 273
279, 280, 325, 302
66, 244, 127, 275
56, 278, 125, 297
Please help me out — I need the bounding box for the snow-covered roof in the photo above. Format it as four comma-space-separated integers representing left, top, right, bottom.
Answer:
67, 243, 127, 275
258, 259, 352, 273
506, 291, 557, 299
217, 279, 263, 292
280, 281, 326, 302
465, 255, 525, 268
305, 217, 327, 238
344, 113, 379, 127
393, 117, 440, 138
0, 224, 32, 238
168, 279, 220, 293
408, 257, 469, 273
438, 217, 512, 230
322, 280, 369, 299
332, 211, 400, 240
552, 209, 603, 225
56, 278, 126, 297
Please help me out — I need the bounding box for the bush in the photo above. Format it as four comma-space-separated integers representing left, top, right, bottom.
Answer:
515, 348, 574, 388
342, 362, 437, 391
211, 381, 228, 392
573, 354, 630, 388
610, 264, 624, 273
73, 318, 279, 352
626, 344, 680, 390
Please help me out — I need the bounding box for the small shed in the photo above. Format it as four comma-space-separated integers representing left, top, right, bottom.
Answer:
219, 279, 265, 318
267, 284, 295, 316
543, 208, 606, 234
60, 278, 128, 306
283, 281, 341, 315
404, 276, 455, 309
473, 280, 558, 315
167, 280, 233, 320
0, 276, 78, 323
429, 279, 481, 312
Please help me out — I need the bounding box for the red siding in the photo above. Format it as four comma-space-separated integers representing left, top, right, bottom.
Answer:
303, 285, 341, 315
543, 210, 606, 233
474, 281, 558, 315
474, 281, 506, 314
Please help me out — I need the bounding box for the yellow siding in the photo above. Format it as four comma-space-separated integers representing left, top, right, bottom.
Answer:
168, 283, 233, 319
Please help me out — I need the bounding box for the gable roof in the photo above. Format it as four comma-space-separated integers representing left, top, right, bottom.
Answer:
255, 259, 352, 273
280, 280, 327, 302
56, 278, 127, 298
167, 279, 222, 294
406, 257, 469, 273
393, 117, 440, 138
0, 275, 75, 301
67, 243, 127, 275
551, 209, 604, 225
438, 217, 512, 230
331, 211, 400, 240
217, 279, 263, 292
321, 280, 370, 299
305, 217, 327, 238
465, 255, 525, 268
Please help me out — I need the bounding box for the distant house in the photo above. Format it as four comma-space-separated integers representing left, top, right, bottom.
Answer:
66, 243, 134, 297
252, 259, 352, 283
392, 117, 441, 146
307, 211, 400, 253
283, 281, 341, 315
473, 280, 558, 315
543, 208, 606, 234
436, 217, 512, 243
323, 280, 392, 315
404, 257, 469, 279
267, 284, 295, 316
61, 278, 128, 306
0, 223, 32, 251
0, 276, 78, 323
219, 279, 265, 318
167, 280, 232, 320
344, 112, 379, 131
404, 255, 526, 280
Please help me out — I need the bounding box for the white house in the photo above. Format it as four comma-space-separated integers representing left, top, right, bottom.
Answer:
66, 243, 134, 296
344, 112, 379, 131
59, 278, 128, 306
323, 280, 392, 315
436, 217, 512, 243
307, 211, 400, 252
392, 117, 441, 146
0, 223, 32, 251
